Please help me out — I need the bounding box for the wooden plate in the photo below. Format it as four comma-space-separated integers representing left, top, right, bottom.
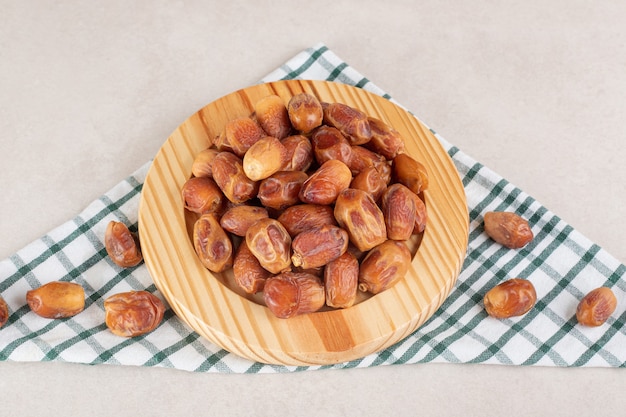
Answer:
138, 80, 468, 366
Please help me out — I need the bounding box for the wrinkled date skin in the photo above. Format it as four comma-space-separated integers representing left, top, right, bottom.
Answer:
299, 159, 352, 205
365, 117, 405, 160
211, 151, 259, 204
484, 211, 534, 249
219, 117, 266, 157
334, 188, 387, 252
254, 94, 292, 139
245, 218, 292, 274
258, 170, 308, 210
287, 93, 323, 133
104, 291, 165, 337
483, 278, 537, 319
105, 221, 143, 268
193, 214, 233, 273
219, 205, 269, 237
324, 251, 359, 309
348, 145, 388, 176
311, 125, 353, 166
233, 240, 271, 294
277, 204, 338, 237
181, 176, 224, 214
242, 136, 287, 181
280, 135, 313, 172
392, 153, 429, 195
263, 272, 325, 319
350, 166, 388, 202
0, 296, 8, 327
358, 240, 412, 294
291, 224, 349, 269
322, 102, 372, 145
191, 148, 220, 178
381, 183, 417, 241
26, 281, 85, 319
576, 287, 617, 326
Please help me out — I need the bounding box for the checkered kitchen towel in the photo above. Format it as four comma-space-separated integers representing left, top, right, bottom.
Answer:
1, 43, 625, 372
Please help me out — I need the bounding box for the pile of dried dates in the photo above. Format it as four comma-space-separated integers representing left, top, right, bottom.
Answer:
183, 92, 429, 319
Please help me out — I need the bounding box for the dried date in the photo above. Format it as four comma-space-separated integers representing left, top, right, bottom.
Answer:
104, 290, 165, 337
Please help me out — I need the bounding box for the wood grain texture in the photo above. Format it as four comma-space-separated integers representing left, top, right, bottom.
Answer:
138, 80, 469, 366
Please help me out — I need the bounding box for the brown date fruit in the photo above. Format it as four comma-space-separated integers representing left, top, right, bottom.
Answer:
245, 218, 292, 274
298, 159, 352, 205
258, 170, 308, 210
105, 221, 143, 268
255, 94, 292, 139
263, 272, 325, 319
483, 278, 537, 319
348, 145, 388, 176
277, 204, 338, 237
233, 240, 271, 294
26, 281, 85, 319
243, 136, 288, 181
181, 176, 224, 214
222, 117, 265, 157
280, 135, 313, 172
350, 166, 387, 202
334, 188, 387, 252
358, 240, 411, 294
310, 125, 353, 166
104, 291, 165, 337
211, 151, 259, 204
392, 153, 429, 195
324, 251, 359, 309
576, 287, 617, 326
484, 211, 534, 249
191, 148, 220, 178
412, 193, 427, 234
291, 224, 349, 269
0, 296, 8, 327
322, 102, 372, 145
193, 214, 233, 273
287, 93, 323, 133
381, 183, 417, 241
364, 117, 405, 160
219, 205, 269, 237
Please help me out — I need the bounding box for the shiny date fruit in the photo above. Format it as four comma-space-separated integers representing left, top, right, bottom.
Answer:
219, 205, 269, 237
350, 166, 387, 202
310, 125, 353, 166
245, 218, 292, 274
364, 117, 405, 160
26, 281, 85, 319
0, 296, 8, 327
381, 183, 417, 241
105, 221, 143, 268
298, 159, 352, 205
233, 240, 271, 294
576, 287, 617, 326
484, 211, 534, 249
221, 117, 265, 157
211, 151, 259, 204
255, 94, 292, 139
348, 145, 388, 176
287, 93, 323, 133
277, 204, 338, 237
322, 102, 372, 145
483, 278, 537, 319
324, 251, 359, 309
243, 136, 288, 181
181, 176, 224, 214
104, 291, 165, 337
258, 170, 308, 210
193, 214, 233, 272
392, 153, 429, 195
412, 193, 428, 234
263, 272, 325, 319
280, 135, 313, 172
334, 188, 387, 252
191, 148, 220, 178
291, 224, 349, 269
358, 240, 411, 294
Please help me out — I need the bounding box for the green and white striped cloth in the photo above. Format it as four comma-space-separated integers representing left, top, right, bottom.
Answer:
1, 43, 624, 372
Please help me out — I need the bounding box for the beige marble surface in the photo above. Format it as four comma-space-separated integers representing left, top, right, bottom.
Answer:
1, 1, 625, 416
